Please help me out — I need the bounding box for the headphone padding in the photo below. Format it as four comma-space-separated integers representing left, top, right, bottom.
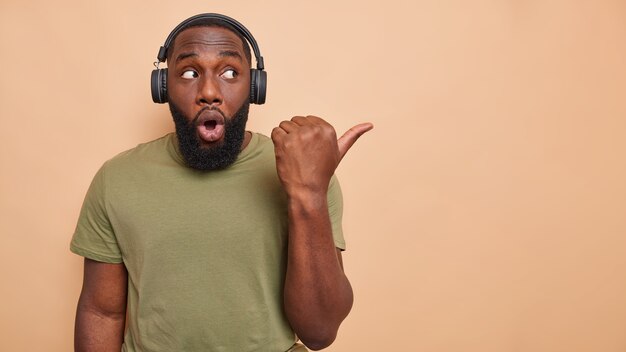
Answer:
250, 69, 267, 105
151, 68, 168, 104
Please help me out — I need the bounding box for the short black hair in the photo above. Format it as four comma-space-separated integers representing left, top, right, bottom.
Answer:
165, 18, 253, 66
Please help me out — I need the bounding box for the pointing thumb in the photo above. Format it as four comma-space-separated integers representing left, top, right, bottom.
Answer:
337, 122, 374, 161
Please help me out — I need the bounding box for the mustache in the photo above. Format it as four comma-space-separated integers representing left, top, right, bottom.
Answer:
191, 106, 226, 125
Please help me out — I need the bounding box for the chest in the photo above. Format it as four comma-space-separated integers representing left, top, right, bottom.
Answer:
106, 164, 288, 270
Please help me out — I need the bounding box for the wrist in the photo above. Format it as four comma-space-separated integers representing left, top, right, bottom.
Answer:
286, 189, 327, 215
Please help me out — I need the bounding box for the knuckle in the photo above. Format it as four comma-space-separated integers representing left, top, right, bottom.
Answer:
311, 125, 324, 135
320, 124, 335, 137
303, 126, 318, 138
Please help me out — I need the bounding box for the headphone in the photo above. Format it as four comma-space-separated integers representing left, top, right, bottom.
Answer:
151, 13, 267, 105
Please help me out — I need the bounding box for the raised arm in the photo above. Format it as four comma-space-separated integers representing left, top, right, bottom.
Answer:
75, 258, 128, 352
272, 116, 372, 350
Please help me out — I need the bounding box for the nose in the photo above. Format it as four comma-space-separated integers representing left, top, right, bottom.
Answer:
196, 74, 222, 106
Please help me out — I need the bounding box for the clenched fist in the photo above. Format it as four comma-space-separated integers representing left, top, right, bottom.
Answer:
271, 115, 373, 197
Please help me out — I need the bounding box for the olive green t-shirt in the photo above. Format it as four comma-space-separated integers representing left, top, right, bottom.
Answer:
70, 132, 345, 352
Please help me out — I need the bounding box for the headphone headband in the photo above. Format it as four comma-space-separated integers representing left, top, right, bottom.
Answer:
156, 13, 264, 70
151, 13, 267, 105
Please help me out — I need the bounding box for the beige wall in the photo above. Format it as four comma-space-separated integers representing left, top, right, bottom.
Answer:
1, 0, 626, 351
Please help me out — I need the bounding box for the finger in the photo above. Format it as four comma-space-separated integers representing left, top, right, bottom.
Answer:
337, 123, 374, 160
271, 126, 287, 142
278, 120, 299, 133
303, 115, 328, 126
291, 115, 312, 126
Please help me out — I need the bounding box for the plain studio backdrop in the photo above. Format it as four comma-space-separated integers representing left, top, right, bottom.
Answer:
1, 0, 625, 351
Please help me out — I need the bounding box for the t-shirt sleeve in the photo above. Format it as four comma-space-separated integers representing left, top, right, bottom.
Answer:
327, 174, 345, 250
70, 162, 123, 263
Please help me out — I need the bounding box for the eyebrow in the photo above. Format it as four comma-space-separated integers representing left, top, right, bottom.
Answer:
175, 52, 198, 63
218, 50, 243, 62
174, 50, 243, 63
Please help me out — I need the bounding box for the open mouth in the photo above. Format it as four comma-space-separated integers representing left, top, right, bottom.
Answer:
203, 120, 218, 130
195, 109, 225, 143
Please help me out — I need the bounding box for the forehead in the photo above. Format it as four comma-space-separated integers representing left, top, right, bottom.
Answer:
169, 26, 244, 58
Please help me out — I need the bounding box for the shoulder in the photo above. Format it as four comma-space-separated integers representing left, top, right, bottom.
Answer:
95, 133, 177, 185
249, 131, 274, 151
106, 133, 174, 167
254, 132, 272, 144
234, 132, 275, 166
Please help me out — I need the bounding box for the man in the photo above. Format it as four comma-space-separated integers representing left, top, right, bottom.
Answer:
71, 14, 372, 351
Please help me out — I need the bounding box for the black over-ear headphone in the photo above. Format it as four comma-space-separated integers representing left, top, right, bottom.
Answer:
151, 13, 267, 105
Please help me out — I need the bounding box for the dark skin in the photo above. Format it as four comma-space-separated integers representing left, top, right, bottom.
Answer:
74, 26, 373, 351
274, 116, 372, 349
75, 259, 127, 351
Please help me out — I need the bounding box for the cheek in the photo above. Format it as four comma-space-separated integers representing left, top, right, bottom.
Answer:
219, 80, 250, 115
223, 83, 249, 104
166, 77, 193, 103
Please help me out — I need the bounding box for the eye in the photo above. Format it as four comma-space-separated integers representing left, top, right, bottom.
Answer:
181, 70, 198, 79
221, 69, 237, 80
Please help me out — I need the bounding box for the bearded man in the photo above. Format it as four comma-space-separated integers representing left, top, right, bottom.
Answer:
71, 13, 372, 352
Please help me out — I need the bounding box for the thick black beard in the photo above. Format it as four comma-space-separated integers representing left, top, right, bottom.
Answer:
169, 101, 250, 171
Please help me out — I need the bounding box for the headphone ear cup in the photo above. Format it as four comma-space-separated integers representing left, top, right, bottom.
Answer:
151, 68, 168, 104
250, 69, 267, 105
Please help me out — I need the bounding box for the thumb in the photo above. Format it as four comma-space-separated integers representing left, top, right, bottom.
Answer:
337, 122, 374, 160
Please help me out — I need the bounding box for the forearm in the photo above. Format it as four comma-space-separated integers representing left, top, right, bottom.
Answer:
75, 303, 126, 351
283, 191, 353, 350
271, 115, 370, 349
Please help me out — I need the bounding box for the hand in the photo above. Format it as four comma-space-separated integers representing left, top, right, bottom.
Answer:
271, 115, 373, 196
